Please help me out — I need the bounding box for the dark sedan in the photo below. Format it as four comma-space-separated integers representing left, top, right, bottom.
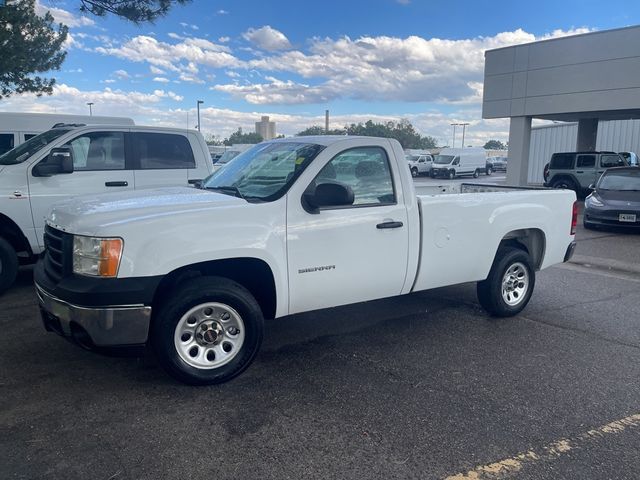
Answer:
584, 167, 640, 229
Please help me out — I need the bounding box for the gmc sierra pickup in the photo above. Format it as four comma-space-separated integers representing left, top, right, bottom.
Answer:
35, 136, 577, 385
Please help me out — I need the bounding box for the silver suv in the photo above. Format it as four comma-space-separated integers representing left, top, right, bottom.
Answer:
543, 151, 627, 193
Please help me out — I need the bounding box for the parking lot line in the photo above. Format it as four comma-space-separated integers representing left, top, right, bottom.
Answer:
444, 413, 640, 480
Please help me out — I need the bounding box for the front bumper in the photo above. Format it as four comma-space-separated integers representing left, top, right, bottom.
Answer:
36, 284, 152, 347
584, 207, 640, 228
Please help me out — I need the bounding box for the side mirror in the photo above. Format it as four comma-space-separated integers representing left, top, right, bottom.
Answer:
33, 148, 74, 177
303, 182, 355, 213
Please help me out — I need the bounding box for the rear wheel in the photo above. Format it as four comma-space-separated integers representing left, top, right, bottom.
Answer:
0, 237, 18, 295
486, 166, 493, 176
152, 276, 264, 385
477, 246, 535, 317
411, 167, 418, 178
448, 169, 455, 180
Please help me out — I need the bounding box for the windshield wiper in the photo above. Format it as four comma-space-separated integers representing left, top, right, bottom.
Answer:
206, 185, 262, 202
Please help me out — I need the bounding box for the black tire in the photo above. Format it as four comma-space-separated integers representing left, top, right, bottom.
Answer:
476, 246, 535, 317
151, 276, 264, 385
551, 177, 578, 193
411, 167, 418, 178
473, 169, 480, 178
0, 237, 18, 295
430, 171, 436, 178
448, 169, 455, 180
486, 166, 493, 176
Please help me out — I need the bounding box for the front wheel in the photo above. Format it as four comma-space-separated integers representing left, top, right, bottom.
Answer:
477, 247, 535, 317
411, 167, 418, 178
0, 237, 19, 295
448, 169, 455, 180
152, 276, 264, 385
473, 169, 480, 178
486, 166, 493, 176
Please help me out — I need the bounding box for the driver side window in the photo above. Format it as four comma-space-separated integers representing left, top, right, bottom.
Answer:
452, 156, 460, 166
314, 147, 396, 206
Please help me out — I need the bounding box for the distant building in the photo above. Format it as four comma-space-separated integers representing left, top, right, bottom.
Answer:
255, 115, 276, 140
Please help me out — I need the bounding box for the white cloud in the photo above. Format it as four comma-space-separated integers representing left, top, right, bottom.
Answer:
217, 9, 229, 15
213, 27, 591, 105
113, 69, 130, 80
35, 1, 95, 27
218, 36, 230, 43
168, 32, 184, 40
0, 84, 511, 145
243, 26, 292, 51
96, 35, 239, 73
179, 73, 205, 84
153, 77, 170, 83
149, 66, 165, 75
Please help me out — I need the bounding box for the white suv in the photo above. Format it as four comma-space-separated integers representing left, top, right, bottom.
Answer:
0, 124, 213, 292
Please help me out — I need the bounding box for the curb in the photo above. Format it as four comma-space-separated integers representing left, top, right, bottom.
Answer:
569, 254, 640, 275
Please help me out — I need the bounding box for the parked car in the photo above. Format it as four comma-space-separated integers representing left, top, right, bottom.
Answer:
36, 135, 577, 385
584, 167, 640, 229
543, 151, 628, 193
620, 151, 639, 166
0, 124, 213, 293
407, 153, 433, 177
488, 156, 508, 172
0, 112, 134, 156
431, 148, 487, 179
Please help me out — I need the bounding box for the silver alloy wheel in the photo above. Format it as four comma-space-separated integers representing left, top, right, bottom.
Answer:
501, 262, 529, 306
174, 302, 245, 369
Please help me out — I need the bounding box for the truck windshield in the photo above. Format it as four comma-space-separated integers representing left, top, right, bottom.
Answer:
0, 128, 71, 165
203, 142, 325, 202
434, 155, 455, 165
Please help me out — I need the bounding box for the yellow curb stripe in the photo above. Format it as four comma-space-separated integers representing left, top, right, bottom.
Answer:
445, 413, 640, 480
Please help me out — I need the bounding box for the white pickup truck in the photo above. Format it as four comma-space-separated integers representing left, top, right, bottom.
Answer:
35, 136, 577, 385
0, 124, 213, 293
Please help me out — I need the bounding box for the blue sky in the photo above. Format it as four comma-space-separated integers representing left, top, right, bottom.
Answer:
3, 0, 639, 145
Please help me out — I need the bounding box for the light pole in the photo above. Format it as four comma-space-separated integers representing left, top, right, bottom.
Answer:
450, 123, 457, 148
86, 102, 94, 116
196, 100, 204, 131
459, 123, 470, 148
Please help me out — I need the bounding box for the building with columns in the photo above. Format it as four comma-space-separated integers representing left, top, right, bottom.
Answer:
482, 26, 640, 186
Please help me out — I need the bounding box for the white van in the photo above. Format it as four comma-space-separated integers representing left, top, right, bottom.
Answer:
431, 147, 487, 179
0, 112, 134, 156
0, 123, 213, 293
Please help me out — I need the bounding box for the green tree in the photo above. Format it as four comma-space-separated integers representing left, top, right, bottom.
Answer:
79, 0, 191, 23
483, 139, 507, 150
0, 0, 68, 99
205, 133, 223, 146
224, 128, 263, 146
296, 125, 346, 136
343, 119, 437, 149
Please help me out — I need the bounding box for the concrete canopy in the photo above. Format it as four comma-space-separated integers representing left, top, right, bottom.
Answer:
482, 26, 640, 185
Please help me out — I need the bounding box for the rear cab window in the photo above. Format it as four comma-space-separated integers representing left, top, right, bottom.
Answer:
133, 132, 195, 169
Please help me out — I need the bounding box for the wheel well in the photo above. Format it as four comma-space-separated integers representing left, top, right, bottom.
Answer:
0, 213, 32, 257
549, 174, 578, 188
499, 228, 546, 270
152, 258, 277, 319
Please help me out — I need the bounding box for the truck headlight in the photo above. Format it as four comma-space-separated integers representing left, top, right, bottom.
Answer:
585, 194, 604, 208
73, 236, 123, 277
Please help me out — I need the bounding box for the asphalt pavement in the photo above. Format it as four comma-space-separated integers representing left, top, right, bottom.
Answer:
1, 187, 640, 480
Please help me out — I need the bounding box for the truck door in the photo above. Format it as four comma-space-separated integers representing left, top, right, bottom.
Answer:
286, 143, 409, 314
130, 132, 192, 189
27, 130, 134, 246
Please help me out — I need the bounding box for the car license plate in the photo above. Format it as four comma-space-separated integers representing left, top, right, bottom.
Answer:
619, 213, 636, 222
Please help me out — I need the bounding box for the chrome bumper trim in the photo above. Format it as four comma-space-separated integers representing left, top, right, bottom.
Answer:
36, 284, 152, 346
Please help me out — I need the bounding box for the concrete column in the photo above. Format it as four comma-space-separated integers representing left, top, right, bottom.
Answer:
506, 116, 532, 186
577, 119, 598, 151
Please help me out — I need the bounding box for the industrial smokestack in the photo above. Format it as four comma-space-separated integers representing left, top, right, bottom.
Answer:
325, 110, 329, 134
